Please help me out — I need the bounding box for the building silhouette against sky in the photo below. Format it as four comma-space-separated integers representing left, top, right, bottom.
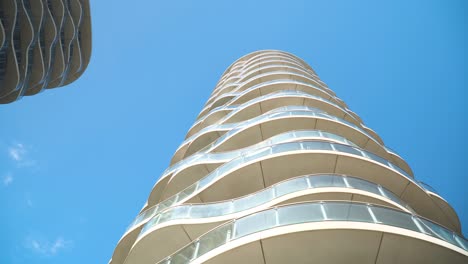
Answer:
110, 50, 467, 263
0, 0, 91, 104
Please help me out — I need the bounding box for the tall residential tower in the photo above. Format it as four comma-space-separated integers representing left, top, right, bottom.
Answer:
111, 50, 467, 264
0, 0, 91, 104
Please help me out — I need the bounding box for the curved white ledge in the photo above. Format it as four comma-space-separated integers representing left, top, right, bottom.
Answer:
173, 107, 399, 176
156, 202, 468, 264
193, 90, 363, 139
200, 70, 335, 117
147, 140, 460, 235
46, 0, 66, 88
148, 129, 357, 206
199, 78, 348, 124
126, 190, 413, 264
113, 175, 411, 264
209, 68, 331, 108
221, 50, 317, 78
215, 57, 323, 96
215, 56, 316, 89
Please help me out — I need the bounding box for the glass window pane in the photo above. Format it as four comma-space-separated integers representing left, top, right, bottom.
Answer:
301, 141, 332, 151
234, 188, 274, 211
171, 206, 190, 220
170, 242, 196, 264
379, 186, 403, 205
347, 203, 373, 222
197, 223, 233, 257
389, 163, 410, 177
332, 144, 362, 156
329, 175, 347, 187
365, 152, 390, 167
346, 177, 379, 195
274, 177, 308, 197
272, 142, 300, 153
243, 147, 271, 162
235, 210, 277, 238
271, 132, 296, 144
278, 203, 324, 225
419, 218, 458, 245
324, 203, 372, 222
194, 203, 231, 218
309, 175, 333, 188
454, 235, 468, 251
158, 211, 173, 223
322, 132, 346, 144
371, 206, 419, 232
294, 130, 321, 139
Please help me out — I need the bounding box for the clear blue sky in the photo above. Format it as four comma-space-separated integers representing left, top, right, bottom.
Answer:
1, 1, 467, 263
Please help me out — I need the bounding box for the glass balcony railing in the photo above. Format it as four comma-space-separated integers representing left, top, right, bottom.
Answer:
135, 140, 435, 238
217, 53, 318, 89
200, 79, 353, 130
129, 130, 357, 232
137, 175, 413, 238
220, 52, 320, 85
158, 202, 468, 264
201, 71, 335, 115
177, 106, 385, 163
417, 181, 439, 195
213, 63, 319, 97
190, 90, 361, 137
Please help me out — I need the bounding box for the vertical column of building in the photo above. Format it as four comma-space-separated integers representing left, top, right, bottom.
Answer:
110, 51, 467, 264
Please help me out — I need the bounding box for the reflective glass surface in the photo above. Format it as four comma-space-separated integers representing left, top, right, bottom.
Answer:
158, 202, 468, 264
138, 175, 412, 237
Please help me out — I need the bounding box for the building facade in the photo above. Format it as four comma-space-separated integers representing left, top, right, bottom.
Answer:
0, 0, 91, 104
110, 50, 467, 264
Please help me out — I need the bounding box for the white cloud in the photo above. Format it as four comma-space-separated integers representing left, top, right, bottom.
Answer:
8, 143, 26, 161
26, 237, 73, 256
7, 142, 36, 167
3, 173, 13, 186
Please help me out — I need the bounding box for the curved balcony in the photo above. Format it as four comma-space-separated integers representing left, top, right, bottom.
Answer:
220, 52, 302, 78
191, 90, 363, 139
221, 50, 317, 78
172, 107, 396, 175
158, 129, 409, 208
198, 79, 348, 125
0, 0, 20, 101
26, 0, 59, 95
148, 140, 460, 236
174, 110, 410, 200
121, 176, 414, 264
222, 52, 313, 79
210, 67, 330, 104
148, 130, 357, 207
16, 0, 36, 101
65, 0, 84, 81
158, 202, 468, 264
25, 0, 46, 93
46, 0, 66, 89
199, 71, 339, 119
193, 88, 387, 162
49, 0, 75, 87
0, 15, 4, 48
218, 55, 317, 86
56, 0, 77, 87
214, 57, 319, 96
207, 69, 331, 109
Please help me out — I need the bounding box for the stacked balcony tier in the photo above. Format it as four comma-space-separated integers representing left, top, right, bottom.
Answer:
0, 0, 91, 104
